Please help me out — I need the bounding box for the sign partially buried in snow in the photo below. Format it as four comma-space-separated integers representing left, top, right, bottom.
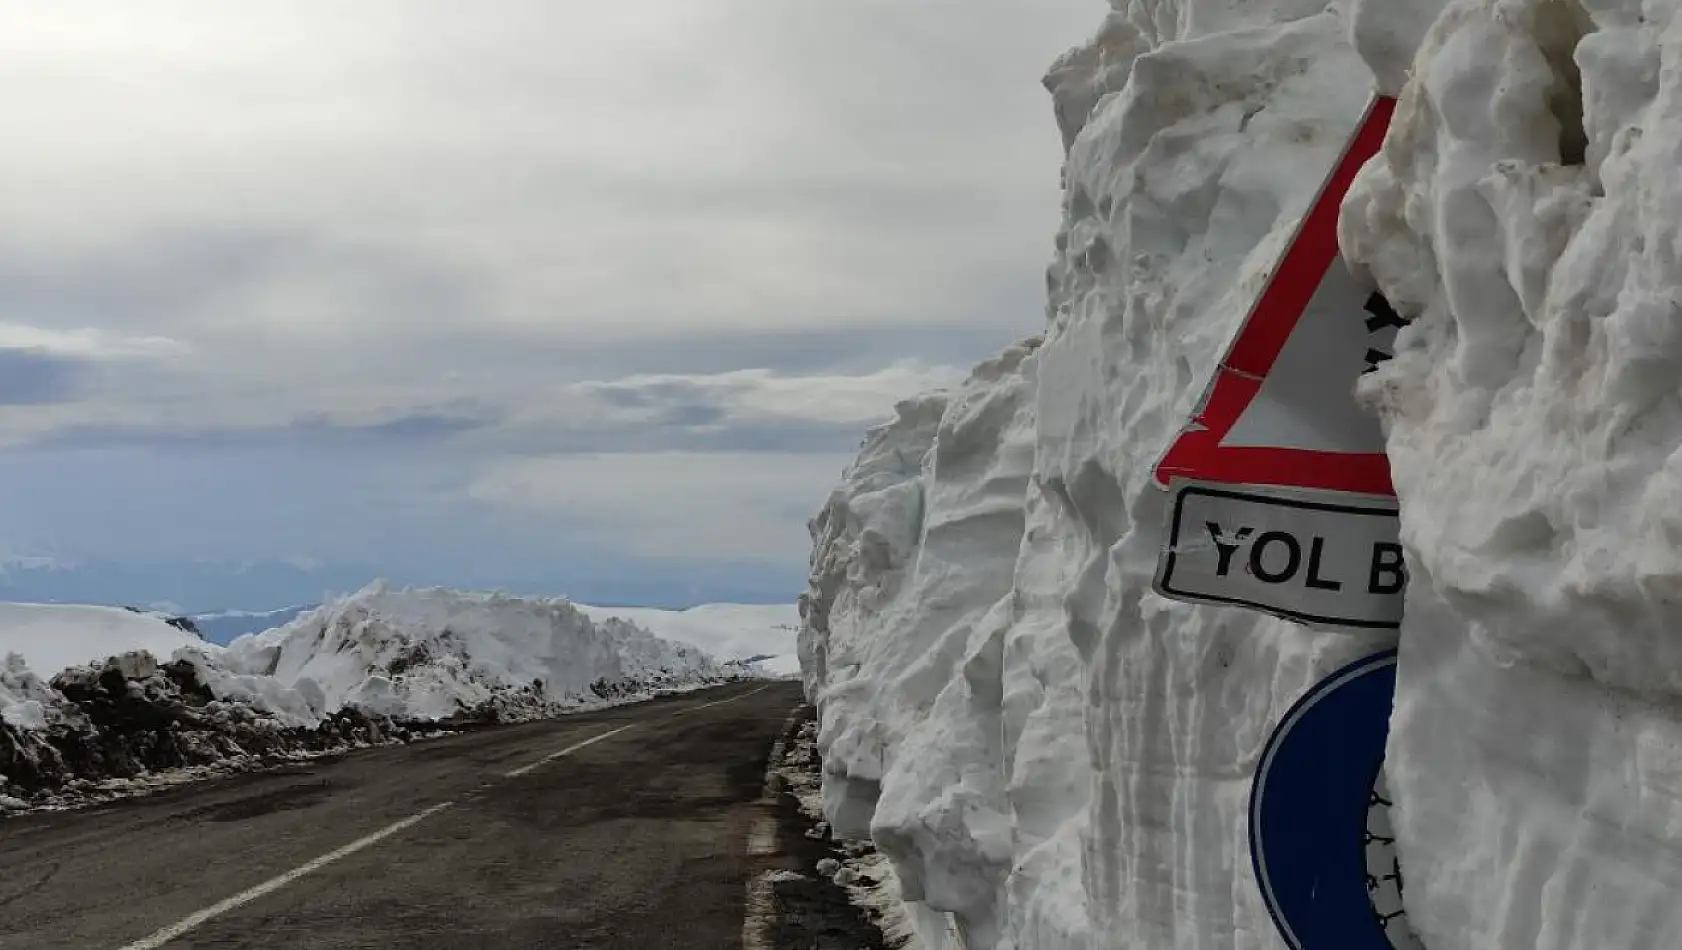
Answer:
1250, 649, 1423, 950
1152, 94, 1407, 632
1155, 482, 1404, 629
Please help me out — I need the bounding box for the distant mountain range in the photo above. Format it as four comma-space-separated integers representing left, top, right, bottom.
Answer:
0, 555, 797, 635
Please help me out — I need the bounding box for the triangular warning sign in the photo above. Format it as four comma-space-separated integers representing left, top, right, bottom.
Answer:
1154, 94, 1401, 497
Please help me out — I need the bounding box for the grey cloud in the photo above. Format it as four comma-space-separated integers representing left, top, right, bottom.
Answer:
661, 402, 728, 427
31, 413, 866, 458
31, 407, 500, 453
565, 170, 1026, 231
590, 386, 657, 409
589, 380, 707, 409
21, 356, 877, 456
500, 421, 867, 456
0, 442, 810, 606
299, 411, 498, 443
0, 226, 482, 341
581, 380, 728, 427
0, 212, 1043, 381
0, 348, 85, 404
0, 0, 1094, 599
0, 0, 1084, 341
400, 322, 1033, 382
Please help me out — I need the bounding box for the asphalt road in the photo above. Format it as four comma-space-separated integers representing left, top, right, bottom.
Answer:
0, 681, 805, 950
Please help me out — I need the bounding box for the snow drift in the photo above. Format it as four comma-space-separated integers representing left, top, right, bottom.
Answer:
1, 583, 734, 804
573, 601, 800, 672
1342, 1, 1682, 946
0, 603, 203, 680
211, 581, 724, 725
802, 6, 1399, 946
0, 650, 407, 806
799, 1, 1682, 948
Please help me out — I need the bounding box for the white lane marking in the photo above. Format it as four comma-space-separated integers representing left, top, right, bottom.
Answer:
116, 691, 765, 947
116, 801, 456, 950
670, 684, 771, 718
503, 724, 636, 778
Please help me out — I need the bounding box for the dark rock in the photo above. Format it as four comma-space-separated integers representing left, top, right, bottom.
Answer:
5, 654, 421, 806
4, 658, 732, 810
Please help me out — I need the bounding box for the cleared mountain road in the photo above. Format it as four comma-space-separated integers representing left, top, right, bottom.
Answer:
0, 681, 805, 950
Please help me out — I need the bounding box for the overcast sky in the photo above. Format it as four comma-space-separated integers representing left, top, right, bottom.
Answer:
0, 0, 1097, 610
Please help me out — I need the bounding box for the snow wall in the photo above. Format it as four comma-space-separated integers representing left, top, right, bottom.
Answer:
797, 1, 1682, 948
209, 581, 724, 724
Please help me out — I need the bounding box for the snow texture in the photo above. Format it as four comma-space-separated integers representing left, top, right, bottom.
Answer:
2, 650, 414, 802
574, 601, 800, 673
753, 653, 803, 678
1, 583, 735, 803
800, 1, 1682, 948
0, 655, 62, 732
215, 581, 725, 724
0, 603, 203, 681
801, 4, 1403, 942
1342, 1, 1682, 947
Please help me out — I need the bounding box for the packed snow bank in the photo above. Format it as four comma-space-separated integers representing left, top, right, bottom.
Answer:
1, 583, 736, 805
1338, 1, 1682, 946
753, 653, 803, 679
0, 655, 62, 732
1, 650, 413, 804
797, 3, 1447, 949
806, 1, 1682, 948
804, 342, 1130, 949
0, 603, 210, 747
0, 603, 203, 679
217, 582, 726, 724
574, 602, 799, 670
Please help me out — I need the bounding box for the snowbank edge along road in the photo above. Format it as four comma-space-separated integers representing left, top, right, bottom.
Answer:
797, 0, 1682, 948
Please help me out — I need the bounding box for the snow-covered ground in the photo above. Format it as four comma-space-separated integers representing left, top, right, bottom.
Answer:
574, 602, 800, 675
209, 581, 724, 725
752, 653, 801, 679
0, 582, 739, 804
190, 599, 800, 669
0, 603, 203, 678
799, 1, 1682, 949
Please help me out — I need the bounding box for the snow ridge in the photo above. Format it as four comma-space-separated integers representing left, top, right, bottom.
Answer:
1344, 1, 1682, 947
215, 581, 720, 724
1, 583, 741, 806
801, 5, 1404, 946
0, 603, 204, 680
798, 1, 1682, 949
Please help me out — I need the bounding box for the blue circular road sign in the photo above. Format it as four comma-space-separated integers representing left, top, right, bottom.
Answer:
1250, 649, 1423, 949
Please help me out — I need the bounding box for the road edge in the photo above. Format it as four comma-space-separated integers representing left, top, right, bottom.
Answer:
742, 702, 905, 950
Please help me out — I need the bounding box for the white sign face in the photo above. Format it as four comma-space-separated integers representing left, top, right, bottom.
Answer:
1154, 481, 1404, 631
1151, 95, 1405, 500
1218, 262, 1399, 454
1150, 94, 1409, 632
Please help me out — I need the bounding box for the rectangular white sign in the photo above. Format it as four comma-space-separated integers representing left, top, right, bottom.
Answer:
1153, 480, 1404, 632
